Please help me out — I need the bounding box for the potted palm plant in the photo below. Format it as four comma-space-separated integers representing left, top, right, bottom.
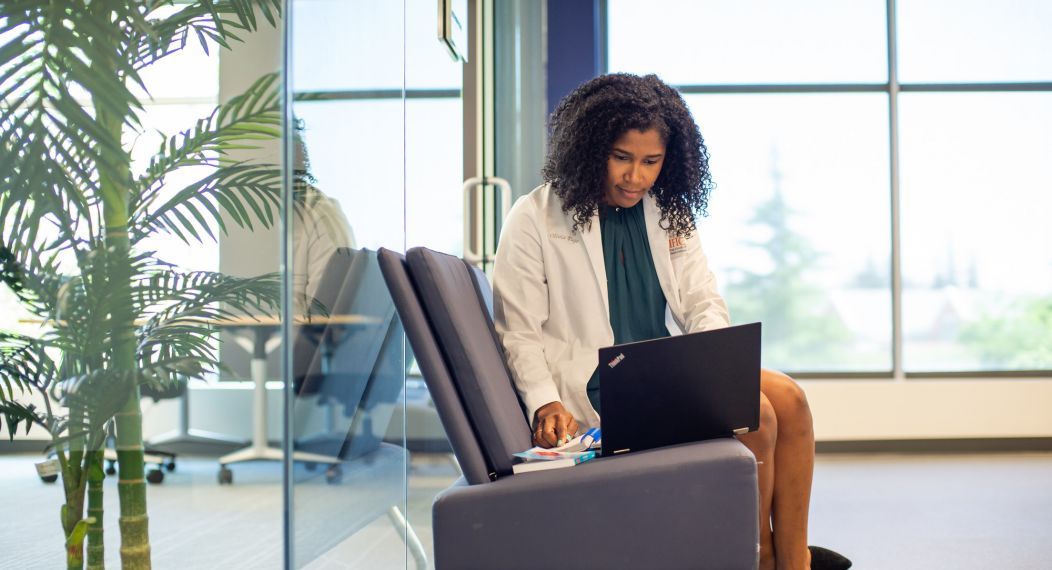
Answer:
0, 1, 287, 568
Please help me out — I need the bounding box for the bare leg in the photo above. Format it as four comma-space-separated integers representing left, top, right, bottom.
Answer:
762, 368, 815, 570
736, 392, 778, 570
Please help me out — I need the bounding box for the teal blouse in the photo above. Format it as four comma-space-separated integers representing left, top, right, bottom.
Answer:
586, 202, 669, 414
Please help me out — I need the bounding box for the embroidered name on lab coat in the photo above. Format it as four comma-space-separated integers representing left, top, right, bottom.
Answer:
669, 236, 687, 255
548, 232, 580, 244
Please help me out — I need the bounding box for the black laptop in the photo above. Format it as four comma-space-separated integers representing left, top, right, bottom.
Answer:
598, 322, 761, 456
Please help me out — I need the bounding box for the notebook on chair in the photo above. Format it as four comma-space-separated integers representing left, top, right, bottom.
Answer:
598, 322, 762, 457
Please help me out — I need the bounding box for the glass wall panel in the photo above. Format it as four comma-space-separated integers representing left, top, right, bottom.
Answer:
897, 0, 1052, 83
687, 94, 892, 372
2, 3, 288, 568
607, 0, 887, 85
899, 92, 1052, 371
289, 0, 410, 568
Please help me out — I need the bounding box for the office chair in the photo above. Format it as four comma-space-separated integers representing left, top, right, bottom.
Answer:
293, 247, 395, 468
379, 246, 760, 569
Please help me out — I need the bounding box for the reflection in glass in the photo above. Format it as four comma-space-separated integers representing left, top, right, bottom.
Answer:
899, 93, 1052, 371
607, 0, 887, 85
686, 94, 891, 372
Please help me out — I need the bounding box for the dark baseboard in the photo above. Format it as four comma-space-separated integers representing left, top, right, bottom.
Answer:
0, 440, 50, 454
816, 437, 1052, 454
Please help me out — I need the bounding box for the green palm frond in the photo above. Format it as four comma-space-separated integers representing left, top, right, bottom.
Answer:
135, 163, 282, 244
135, 72, 279, 189
0, 3, 139, 190
128, 72, 280, 243
221, 0, 282, 32
0, 121, 99, 251
136, 270, 281, 362
52, 357, 206, 436
0, 331, 59, 397
140, 321, 221, 368
141, 271, 281, 326
0, 237, 66, 319
134, 0, 281, 66
0, 400, 47, 440
131, 268, 261, 313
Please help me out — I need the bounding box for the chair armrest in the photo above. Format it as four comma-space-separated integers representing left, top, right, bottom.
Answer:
433, 438, 758, 570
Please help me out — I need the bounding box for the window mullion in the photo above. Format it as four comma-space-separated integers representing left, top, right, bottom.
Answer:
887, 0, 904, 381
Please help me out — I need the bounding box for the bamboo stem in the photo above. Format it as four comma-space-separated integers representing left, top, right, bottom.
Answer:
63, 407, 88, 569
96, 76, 152, 570
86, 449, 106, 569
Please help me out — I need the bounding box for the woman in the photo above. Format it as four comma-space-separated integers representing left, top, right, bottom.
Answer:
491, 73, 850, 570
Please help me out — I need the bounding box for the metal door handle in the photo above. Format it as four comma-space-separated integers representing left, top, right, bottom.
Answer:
462, 176, 511, 267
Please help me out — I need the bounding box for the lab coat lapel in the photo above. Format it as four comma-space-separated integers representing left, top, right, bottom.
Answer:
581, 211, 610, 320
644, 193, 678, 314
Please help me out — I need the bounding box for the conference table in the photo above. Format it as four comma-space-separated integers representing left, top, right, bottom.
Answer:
207, 314, 380, 484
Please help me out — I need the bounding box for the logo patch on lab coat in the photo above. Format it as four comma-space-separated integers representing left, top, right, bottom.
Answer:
669, 236, 687, 255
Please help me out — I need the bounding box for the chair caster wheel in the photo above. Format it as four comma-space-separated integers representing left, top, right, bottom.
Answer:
40, 474, 59, 484
325, 465, 343, 484
218, 467, 233, 485
146, 469, 165, 484
166, 461, 176, 472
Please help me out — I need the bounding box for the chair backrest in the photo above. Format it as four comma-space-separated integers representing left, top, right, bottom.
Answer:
377, 248, 492, 484
404, 247, 532, 478
293, 247, 367, 394
296, 248, 394, 403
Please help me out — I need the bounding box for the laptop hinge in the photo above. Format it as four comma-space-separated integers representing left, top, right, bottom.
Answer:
732, 427, 750, 436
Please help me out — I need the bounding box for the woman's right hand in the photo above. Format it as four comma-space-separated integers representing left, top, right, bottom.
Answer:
532, 401, 580, 448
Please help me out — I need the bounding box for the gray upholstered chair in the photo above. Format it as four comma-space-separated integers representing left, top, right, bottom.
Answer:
378, 246, 759, 570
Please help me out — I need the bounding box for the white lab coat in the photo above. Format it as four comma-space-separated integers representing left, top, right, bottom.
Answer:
492, 183, 730, 430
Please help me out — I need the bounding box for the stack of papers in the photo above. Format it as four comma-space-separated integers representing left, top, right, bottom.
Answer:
511, 449, 597, 474
511, 429, 602, 474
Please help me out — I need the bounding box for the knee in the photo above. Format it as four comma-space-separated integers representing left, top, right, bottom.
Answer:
755, 395, 779, 448
762, 369, 812, 417
761, 370, 807, 433
738, 393, 777, 453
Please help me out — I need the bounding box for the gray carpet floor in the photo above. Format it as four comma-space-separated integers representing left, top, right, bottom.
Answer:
2, 451, 1050, 569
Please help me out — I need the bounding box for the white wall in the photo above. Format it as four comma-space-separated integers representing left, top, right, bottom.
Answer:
805, 378, 1052, 441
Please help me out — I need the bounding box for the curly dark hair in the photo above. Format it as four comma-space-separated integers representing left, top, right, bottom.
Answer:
542, 73, 714, 237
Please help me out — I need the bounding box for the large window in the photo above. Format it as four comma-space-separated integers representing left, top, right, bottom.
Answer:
607, 0, 1052, 375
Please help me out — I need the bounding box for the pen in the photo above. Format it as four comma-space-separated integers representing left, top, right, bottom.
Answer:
580, 428, 601, 448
